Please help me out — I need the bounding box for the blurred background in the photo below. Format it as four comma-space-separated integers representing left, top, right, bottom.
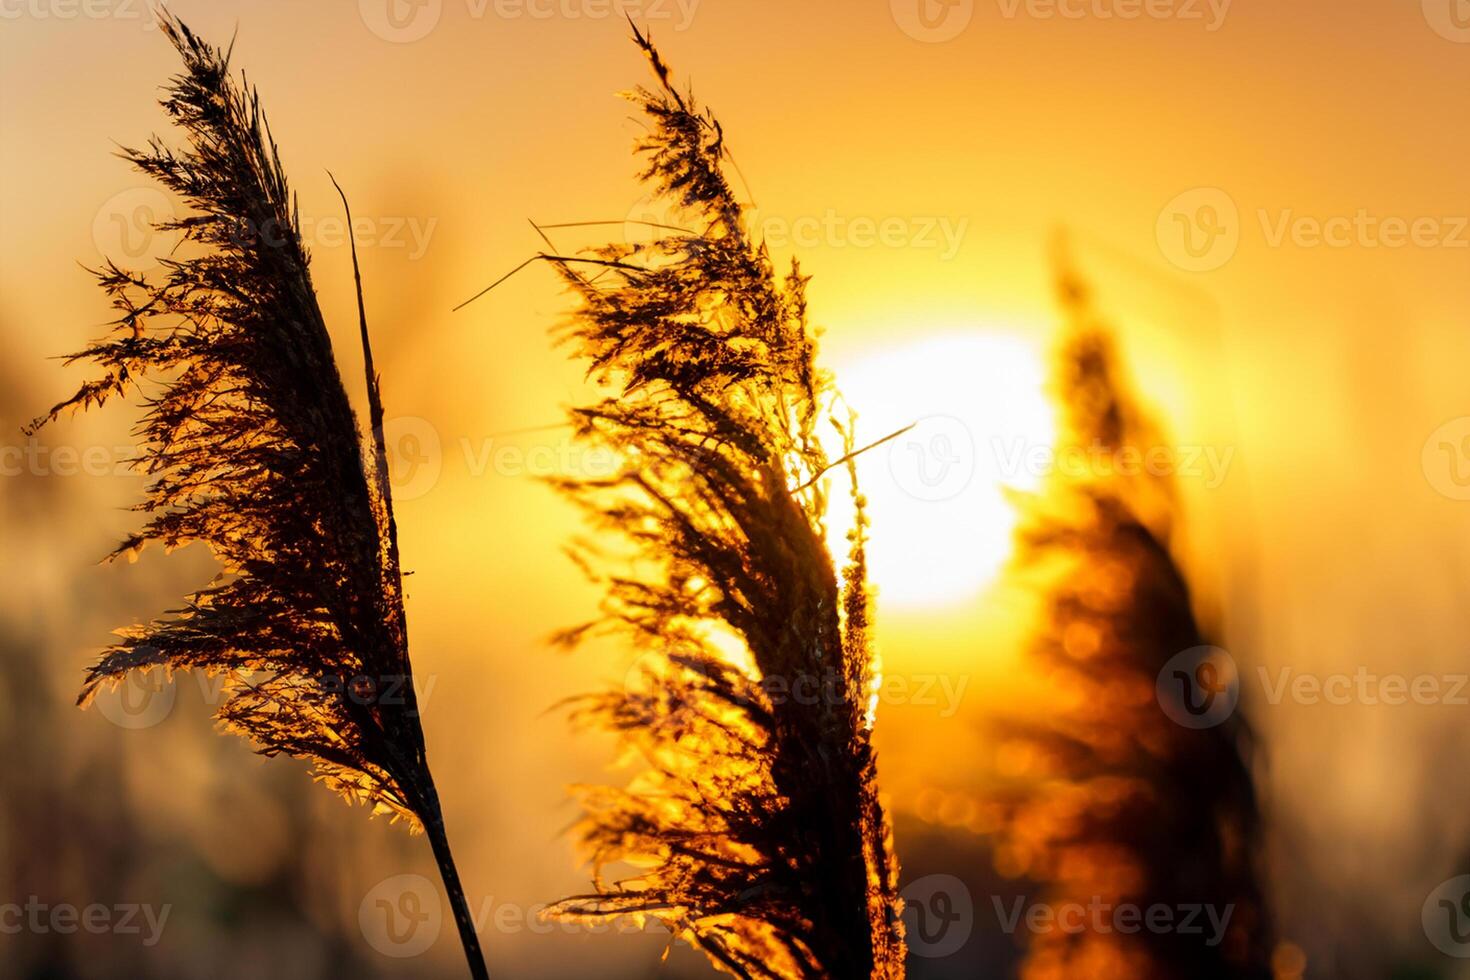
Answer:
4, 0, 1470, 976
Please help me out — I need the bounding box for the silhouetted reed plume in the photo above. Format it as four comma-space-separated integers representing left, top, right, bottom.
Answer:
537, 25, 906, 979
24, 15, 487, 978
992, 253, 1272, 979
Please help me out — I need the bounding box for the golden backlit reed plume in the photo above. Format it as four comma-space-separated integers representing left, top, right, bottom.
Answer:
539, 24, 906, 980
23, 15, 488, 978
992, 252, 1272, 979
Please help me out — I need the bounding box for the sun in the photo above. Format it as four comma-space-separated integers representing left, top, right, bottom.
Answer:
823, 332, 1054, 611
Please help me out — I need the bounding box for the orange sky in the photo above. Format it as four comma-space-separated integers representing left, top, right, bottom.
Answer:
5, 1, 1470, 975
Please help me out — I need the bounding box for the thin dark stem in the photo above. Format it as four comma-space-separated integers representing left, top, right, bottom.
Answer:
329, 173, 404, 591
424, 809, 489, 980
454, 253, 649, 312
536, 219, 695, 234
452, 254, 543, 312
791, 422, 916, 493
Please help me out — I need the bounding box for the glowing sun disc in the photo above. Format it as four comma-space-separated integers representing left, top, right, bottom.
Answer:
825, 332, 1054, 610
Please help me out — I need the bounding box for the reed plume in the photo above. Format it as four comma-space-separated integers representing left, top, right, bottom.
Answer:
991, 252, 1272, 979
24, 15, 488, 978
537, 25, 906, 979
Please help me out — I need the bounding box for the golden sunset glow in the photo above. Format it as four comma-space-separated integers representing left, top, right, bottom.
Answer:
827, 332, 1053, 610
8, 3, 1470, 978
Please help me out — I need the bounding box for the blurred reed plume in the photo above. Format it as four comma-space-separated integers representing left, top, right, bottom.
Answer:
538, 25, 906, 979
990, 252, 1272, 979
24, 14, 488, 978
